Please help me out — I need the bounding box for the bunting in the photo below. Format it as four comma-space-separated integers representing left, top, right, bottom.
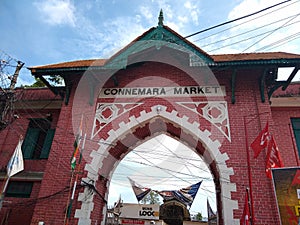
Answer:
207, 198, 217, 225
265, 135, 284, 179
128, 177, 151, 202
157, 181, 202, 207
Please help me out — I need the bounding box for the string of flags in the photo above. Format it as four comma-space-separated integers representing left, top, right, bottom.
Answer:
128, 177, 151, 202
207, 198, 217, 225
128, 177, 202, 207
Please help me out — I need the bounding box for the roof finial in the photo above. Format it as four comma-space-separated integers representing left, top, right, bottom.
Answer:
158, 9, 164, 27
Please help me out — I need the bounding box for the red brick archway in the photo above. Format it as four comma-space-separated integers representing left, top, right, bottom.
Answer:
75, 103, 238, 225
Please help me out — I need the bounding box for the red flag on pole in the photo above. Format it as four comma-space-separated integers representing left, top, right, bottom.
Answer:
250, 121, 269, 158
265, 135, 284, 179
240, 191, 250, 225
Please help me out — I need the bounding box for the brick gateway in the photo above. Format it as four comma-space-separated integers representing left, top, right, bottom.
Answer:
1, 13, 300, 225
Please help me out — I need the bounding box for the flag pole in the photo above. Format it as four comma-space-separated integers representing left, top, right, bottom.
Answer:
0, 176, 10, 210
63, 168, 75, 225
65, 133, 86, 225
1, 136, 24, 211
64, 115, 84, 224
246, 187, 253, 225
243, 116, 255, 225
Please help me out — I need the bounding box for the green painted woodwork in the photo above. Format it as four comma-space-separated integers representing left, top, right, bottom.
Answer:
40, 129, 55, 159
6, 181, 33, 198
22, 120, 55, 159
259, 69, 267, 103
22, 128, 40, 159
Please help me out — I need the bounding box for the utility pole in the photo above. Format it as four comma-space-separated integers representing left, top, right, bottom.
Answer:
9, 61, 24, 90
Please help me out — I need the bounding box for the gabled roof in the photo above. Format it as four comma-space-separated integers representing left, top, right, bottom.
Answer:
29, 59, 106, 73
29, 18, 300, 74
29, 51, 300, 74
212, 52, 300, 62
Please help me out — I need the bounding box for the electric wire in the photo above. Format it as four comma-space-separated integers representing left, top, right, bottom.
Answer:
254, 31, 300, 52
206, 19, 300, 52
191, 0, 300, 43
184, 0, 293, 39
242, 12, 300, 52
199, 14, 300, 49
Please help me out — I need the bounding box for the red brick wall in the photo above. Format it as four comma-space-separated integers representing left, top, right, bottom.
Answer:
0, 62, 298, 225
271, 107, 300, 167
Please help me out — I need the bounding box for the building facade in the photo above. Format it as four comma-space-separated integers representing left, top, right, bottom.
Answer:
1, 15, 300, 225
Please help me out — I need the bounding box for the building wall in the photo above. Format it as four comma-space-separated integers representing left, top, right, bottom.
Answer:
0, 66, 299, 225
0, 88, 64, 225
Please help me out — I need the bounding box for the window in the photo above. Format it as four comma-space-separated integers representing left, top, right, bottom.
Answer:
6, 181, 33, 198
291, 118, 300, 155
22, 118, 55, 159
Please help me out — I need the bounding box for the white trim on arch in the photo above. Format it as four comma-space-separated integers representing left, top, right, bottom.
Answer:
75, 104, 238, 225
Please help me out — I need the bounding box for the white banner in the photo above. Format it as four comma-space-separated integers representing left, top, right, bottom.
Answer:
99, 86, 226, 98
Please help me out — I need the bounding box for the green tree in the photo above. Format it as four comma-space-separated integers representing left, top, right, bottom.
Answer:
26, 77, 46, 87
24, 76, 64, 88
141, 191, 161, 204
196, 212, 203, 221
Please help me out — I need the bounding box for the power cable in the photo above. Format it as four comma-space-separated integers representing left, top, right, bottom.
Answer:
200, 14, 300, 49
254, 31, 300, 52
191, 0, 300, 43
206, 20, 300, 52
242, 12, 300, 52
184, 0, 293, 39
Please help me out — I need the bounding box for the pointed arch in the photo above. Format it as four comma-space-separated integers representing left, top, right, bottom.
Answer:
75, 104, 238, 225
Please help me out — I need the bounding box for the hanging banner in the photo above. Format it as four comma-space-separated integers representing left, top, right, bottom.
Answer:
272, 167, 300, 225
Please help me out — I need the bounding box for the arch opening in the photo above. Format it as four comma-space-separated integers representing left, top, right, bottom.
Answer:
108, 133, 217, 222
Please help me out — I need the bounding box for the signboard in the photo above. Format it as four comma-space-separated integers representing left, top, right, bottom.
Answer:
121, 219, 145, 224
120, 203, 160, 220
99, 86, 226, 98
272, 167, 300, 225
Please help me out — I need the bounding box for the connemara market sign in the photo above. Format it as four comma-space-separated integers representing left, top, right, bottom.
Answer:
99, 86, 226, 98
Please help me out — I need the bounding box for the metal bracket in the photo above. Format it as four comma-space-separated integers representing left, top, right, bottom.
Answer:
267, 66, 299, 99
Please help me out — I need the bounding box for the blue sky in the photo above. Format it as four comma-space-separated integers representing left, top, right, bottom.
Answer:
2, 0, 300, 86
2, 0, 300, 217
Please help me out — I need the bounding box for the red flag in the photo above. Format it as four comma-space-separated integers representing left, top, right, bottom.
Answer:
250, 122, 269, 158
265, 136, 284, 179
240, 192, 250, 225
291, 170, 300, 186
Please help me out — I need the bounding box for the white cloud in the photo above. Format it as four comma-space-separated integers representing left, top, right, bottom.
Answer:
154, 0, 201, 34
138, 5, 154, 23
34, 0, 76, 27
184, 1, 199, 25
